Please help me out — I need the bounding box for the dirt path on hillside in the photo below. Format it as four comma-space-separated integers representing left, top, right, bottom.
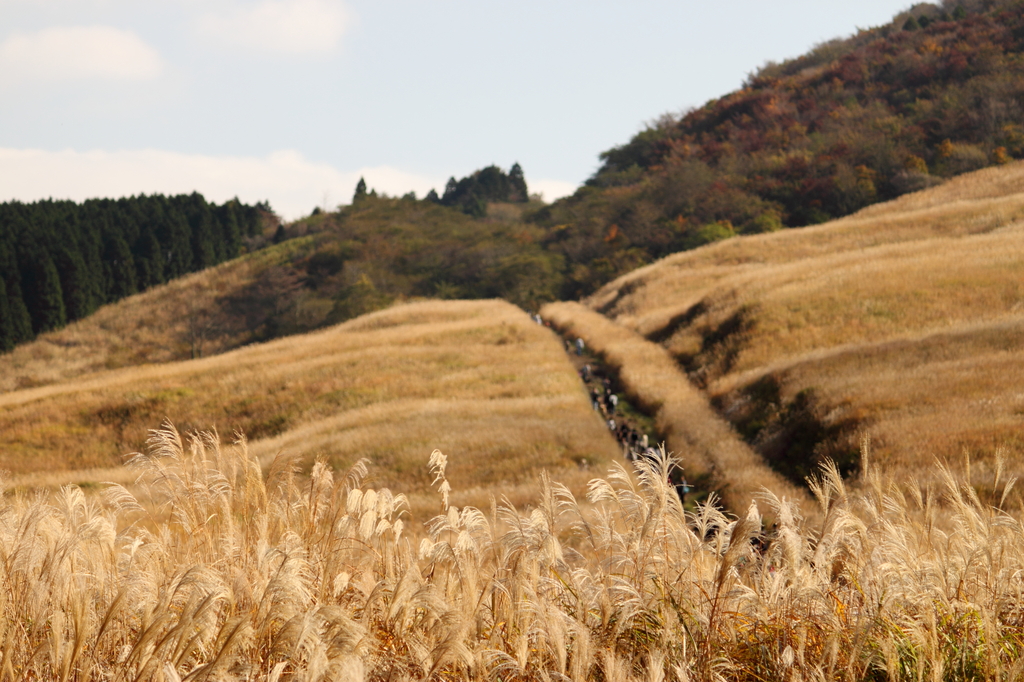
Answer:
541, 301, 818, 521
535, 314, 707, 506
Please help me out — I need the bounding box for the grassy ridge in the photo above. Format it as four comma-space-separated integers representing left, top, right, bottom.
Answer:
1, 424, 1020, 679
585, 161, 1024, 500
542, 301, 813, 518
0, 300, 617, 515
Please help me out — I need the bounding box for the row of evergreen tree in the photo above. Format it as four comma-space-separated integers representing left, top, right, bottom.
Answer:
0, 193, 269, 351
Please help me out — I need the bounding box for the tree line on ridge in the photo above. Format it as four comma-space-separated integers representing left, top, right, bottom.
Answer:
0, 194, 270, 351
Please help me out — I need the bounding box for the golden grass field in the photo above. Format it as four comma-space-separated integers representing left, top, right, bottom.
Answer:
585, 161, 1024, 499
5, 163, 1024, 678
0, 299, 618, 516
1, 421, 1021, 680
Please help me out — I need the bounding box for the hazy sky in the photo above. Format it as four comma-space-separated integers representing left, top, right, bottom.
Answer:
0, 0, 916, 219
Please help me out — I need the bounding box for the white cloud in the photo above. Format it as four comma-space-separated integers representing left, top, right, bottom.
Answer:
530, 179, 578, 202
0, 148, 443, 221
0, 26, 162, 85
197, 0, 349, 54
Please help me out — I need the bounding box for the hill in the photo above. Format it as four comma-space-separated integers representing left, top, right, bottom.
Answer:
0, 299, 618, 515
583, 160, 1024, 504
533, 0, 1024, 297
0, 194, 565, 392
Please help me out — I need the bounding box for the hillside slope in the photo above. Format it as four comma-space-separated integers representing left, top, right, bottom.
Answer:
585, 161, 1024, 502
0, 196, 564, 393
0, 299, 618, 515
533, 0, 1024, 297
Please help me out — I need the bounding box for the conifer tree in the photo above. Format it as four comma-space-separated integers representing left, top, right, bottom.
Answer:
101, 228, 137, 301
184, 192, 216, 269
509, 163, 528, 202
0, 242, 33, 346
134, 228, 165, 290
354, 177, 368, 202
21, 247, 66, 334
0, 277, 12, 352
442, 177, 458, 203
53, 246, 99, 321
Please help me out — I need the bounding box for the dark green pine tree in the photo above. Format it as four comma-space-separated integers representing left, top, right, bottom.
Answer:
20, 242, 67, 334
217, 199, 243, 259
53, 246, 101, 322
0, 277, 13, 352
184, 192, 216, 270
158, 201, 194, 279
353, 177, 368, 202
0, 241, 33, 346
134, 227, 165, 290
509, 163, 528, 202
442, 177, 458, 203
101, 227, 137, 301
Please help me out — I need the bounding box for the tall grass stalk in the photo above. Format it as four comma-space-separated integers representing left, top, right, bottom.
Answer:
0, 423, 1021, 680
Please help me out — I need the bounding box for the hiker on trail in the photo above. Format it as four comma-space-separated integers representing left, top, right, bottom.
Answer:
582, 364, 592, 382
607, 418, 616, 431
607, 393, 618, 414
590, 388, 602, 411
575, 338, 585, 355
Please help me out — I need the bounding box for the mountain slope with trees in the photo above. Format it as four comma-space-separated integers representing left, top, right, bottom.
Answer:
7, 1, 1024, 362
534, 0, 1024, 297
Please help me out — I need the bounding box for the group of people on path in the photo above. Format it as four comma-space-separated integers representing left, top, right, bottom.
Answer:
533, 312, 693, 502
578, 362, 661, 463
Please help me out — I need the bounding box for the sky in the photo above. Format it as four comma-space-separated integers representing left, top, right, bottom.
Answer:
0, 0, 918, 220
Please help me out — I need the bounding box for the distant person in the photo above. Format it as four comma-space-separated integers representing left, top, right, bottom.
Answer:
607, 419, 616, 431
608, 393, 618, 414
582, 364, 592, 382
575, 338, 585, 355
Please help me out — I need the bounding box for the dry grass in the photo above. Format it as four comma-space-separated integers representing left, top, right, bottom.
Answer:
541, 301, 814, 519
584, 161, 1024, 492
0, 299, 618, 517
1, 423, 1021, 680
